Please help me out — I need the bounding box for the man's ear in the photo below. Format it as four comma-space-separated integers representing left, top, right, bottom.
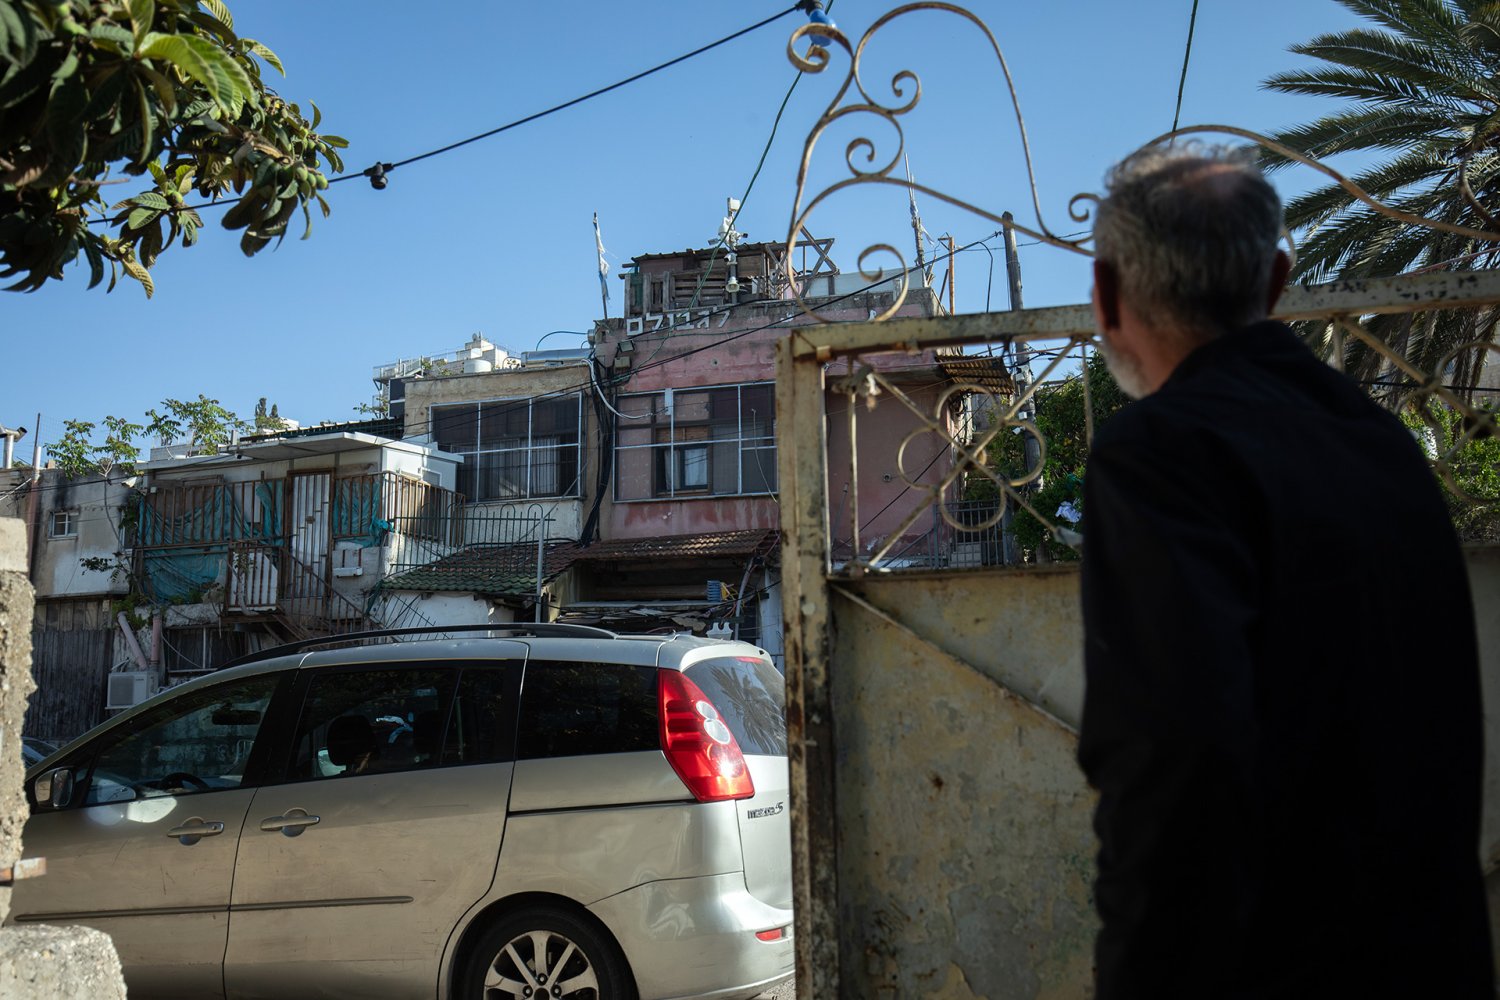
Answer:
1266, 250, 1291, 313
1093, 259, 1121, 331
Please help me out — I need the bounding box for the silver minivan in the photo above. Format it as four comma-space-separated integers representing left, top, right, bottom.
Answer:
11, 624, 794, 1000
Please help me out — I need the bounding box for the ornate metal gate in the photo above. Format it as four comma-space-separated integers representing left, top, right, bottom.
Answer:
773, 8, 1500, 997
776, 272, 1500, 999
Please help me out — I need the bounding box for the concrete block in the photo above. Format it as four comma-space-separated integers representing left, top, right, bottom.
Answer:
0, 925, 126, 999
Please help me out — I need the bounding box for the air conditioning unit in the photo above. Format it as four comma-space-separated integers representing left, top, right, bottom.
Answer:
106, 671, 154, 710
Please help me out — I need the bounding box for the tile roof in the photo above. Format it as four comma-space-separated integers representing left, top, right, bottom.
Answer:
379, 529, 778, 597
568, 528, 777, 563
380, 541, 580, 597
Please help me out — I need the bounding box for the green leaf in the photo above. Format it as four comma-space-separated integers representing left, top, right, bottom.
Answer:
128, 0, 155, 48
320, 134, 348, 148
119, 253, 154, 297
49, 49, 79, 82
200, 0, 233, 29
309, 99, 321, 129
133, 75, 153, 164
139, 33, 251, 117
89, 22, 135, 53
247, 39, 283, 75
37, 77, 88, 188
80, 64, 127, 121
133, 191, 171, 210
0, 48, 55, 109
126, 207, 157, 229
137, 64, 178, 117
0, 1, 36, 64
81, 235, 105, 289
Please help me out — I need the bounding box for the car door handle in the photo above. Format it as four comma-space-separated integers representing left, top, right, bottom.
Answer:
259, 809, 320, 837
166, 819, 225, 845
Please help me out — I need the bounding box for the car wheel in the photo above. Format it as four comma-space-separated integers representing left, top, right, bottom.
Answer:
461, 905, 636, 1000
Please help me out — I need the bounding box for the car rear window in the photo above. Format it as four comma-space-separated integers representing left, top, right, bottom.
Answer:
685, 656, 787, 756
518, 661, 658, 759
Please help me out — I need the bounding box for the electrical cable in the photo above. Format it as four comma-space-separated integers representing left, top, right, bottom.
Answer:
633, 0, 835, 371
1170, 0, 1201, 137
89, 5, 802, 226
21, 229, 1064, 492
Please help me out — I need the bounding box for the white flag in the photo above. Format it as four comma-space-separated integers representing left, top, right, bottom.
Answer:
594, 212, 610, 306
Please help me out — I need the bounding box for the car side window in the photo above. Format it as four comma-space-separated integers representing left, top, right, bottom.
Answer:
440, 667, 516, 765
80, 674, 280, 805
517, 661, 658, 759
287, 667, 454, 781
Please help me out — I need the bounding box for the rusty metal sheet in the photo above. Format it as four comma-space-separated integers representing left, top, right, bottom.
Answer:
828, 573, 1097, 999
842, 567, 1085, 730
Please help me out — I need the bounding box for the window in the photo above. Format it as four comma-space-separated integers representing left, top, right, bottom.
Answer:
432, 396, 582, 502
49, 510, 77, 538
287, 667, 458, 780
79, 674, 280, 805
614, 383, 776, 500
517, 662, 658, 759
684, 657, 786, 757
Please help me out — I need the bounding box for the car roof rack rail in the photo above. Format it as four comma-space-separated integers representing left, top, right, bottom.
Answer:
220, 622, 621, 670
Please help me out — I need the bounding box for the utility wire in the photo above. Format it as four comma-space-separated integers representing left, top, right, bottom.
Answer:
1170, 0, 1201, 137
89, 6, 801, 224
23, 232, 1008, 487
636, 1, 834, 372
346, 5, 802, 183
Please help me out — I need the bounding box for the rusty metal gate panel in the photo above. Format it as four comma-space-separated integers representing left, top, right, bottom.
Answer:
830, 570, 1094, 999
776, 269, 1500, 999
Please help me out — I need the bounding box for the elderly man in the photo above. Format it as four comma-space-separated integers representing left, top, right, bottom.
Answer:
1077, 145, 1493, 998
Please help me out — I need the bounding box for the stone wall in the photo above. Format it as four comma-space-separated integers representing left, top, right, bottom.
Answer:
0, 517, 125, 997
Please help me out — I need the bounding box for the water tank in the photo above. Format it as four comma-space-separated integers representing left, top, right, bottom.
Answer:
463, 358, 494, 374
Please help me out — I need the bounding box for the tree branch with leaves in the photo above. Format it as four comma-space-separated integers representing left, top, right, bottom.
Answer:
0, 0, 346, 296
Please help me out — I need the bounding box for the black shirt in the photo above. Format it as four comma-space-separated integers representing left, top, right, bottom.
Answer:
1079, 321, 1492, 999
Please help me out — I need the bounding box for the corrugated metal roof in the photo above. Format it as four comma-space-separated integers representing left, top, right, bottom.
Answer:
570, 529, 777, 562
938, 356, 1017, 395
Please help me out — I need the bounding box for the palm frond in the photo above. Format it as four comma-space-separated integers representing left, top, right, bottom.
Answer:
1262, 106, 1468, 171
1265, 65, 1469, 113
1336, 0, 1469, 50
1270, 0, 1500, 397
1287, 28, 1490, 101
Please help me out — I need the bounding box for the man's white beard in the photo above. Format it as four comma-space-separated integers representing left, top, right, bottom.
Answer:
1097, 338, 1150, 400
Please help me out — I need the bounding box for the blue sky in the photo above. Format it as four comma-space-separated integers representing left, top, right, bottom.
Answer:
3, 0, 1364, 450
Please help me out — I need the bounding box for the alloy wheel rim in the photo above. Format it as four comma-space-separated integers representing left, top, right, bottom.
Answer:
483, 929, 600, 999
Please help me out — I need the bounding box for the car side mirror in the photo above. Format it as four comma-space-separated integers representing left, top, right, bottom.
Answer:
34, 767, 74, 810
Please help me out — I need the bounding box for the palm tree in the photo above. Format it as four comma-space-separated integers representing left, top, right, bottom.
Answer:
1261, 0, 1500, 398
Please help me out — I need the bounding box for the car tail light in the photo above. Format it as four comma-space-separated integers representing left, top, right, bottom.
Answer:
659, 670, 755, 802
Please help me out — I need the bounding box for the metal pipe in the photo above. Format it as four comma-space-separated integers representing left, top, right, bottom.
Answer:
117, 612, 150, 671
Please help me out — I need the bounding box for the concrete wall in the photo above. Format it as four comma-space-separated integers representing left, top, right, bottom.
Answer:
813, 545, 1500, 997
0, 472, 129, 601
595, 293, 943, 545
0, 516, 126, 997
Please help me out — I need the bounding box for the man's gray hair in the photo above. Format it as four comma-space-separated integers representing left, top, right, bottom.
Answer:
1093, 143, 1284, 339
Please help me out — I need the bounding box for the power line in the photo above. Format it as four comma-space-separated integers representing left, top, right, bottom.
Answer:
17, 233, 1032, 488
1170, 0, 1201, 137
87, 5, 802, 225
351, 5, 802, 183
